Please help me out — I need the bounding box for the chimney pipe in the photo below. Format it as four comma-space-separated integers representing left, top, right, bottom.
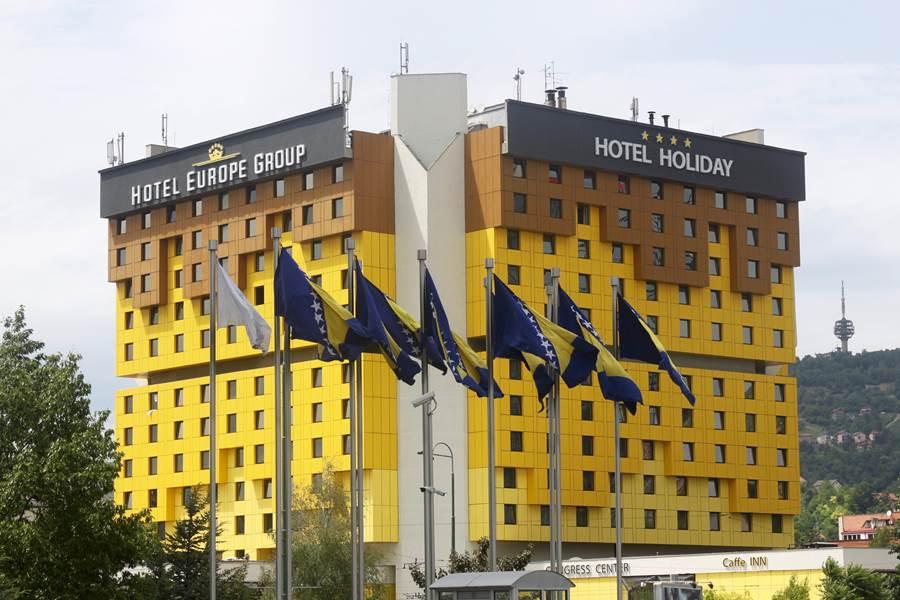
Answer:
648, 111, 655, 125
662, 114, 670, 128
544, 89, 557, 107
556, 86, 568, 109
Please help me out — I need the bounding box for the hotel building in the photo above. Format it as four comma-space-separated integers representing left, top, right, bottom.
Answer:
101, 72, 805, 598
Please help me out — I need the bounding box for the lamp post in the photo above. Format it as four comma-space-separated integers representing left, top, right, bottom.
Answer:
419, 442, 456, 557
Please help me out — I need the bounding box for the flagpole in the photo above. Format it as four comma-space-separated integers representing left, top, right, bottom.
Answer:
611, 278, 623, 600
546, 268, 563, 584
484, 258, 497, 571
282, 298, 294, 600
418, 249, 436, 599
208, 240, 218, 600
356, 319, 365, 600
271, 229, 285, 600
346, 238, 360, 600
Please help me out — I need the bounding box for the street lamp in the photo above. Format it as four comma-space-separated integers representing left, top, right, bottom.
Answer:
419, 442, 457, 556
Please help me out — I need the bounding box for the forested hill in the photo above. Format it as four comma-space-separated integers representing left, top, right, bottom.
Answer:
798, 348, 900, 490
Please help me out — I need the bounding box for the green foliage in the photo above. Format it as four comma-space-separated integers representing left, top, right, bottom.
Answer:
871, 525, 896, 548
287, 467, 384, 600
772, 575, 811, 600
408, 537, 534, 589
0, 307, 156, 599
702, 589, 751, 599
820, 556, 888, 600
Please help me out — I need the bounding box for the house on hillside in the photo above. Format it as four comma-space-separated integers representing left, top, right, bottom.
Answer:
838, 511, 897, 547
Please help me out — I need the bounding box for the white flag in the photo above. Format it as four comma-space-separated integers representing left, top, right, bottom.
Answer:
215, 261, 272, 352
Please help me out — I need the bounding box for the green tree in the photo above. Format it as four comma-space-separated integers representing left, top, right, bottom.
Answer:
820, 556, 887, 600
0, 308, 155, 599
286, 468, 384, 600
702, 589, 750, 600
408, 537, 534, 590
772, 575, 810, 600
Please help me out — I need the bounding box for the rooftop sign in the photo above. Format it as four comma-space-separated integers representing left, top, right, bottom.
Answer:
99, 105, 348, 218
504, 101, 806, 202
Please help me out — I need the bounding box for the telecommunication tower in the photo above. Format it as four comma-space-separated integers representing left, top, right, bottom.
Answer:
833, 281, 855, 353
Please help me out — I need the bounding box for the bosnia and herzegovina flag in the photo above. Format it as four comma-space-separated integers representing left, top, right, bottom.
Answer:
353, 263, 422, 385
557, 286, 642, 414
274, 248, 369, 362
423, 269, 501, 398
492, 276, 598, 401
617, 294, 696, 405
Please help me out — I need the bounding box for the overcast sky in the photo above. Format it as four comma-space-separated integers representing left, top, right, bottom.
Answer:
1, 1, 898, 414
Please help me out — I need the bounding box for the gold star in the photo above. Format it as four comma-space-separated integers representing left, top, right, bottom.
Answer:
670, 135, 678, 145
655, 133, 664, 143
641, 130, 649, 141
684, 138, 692, 148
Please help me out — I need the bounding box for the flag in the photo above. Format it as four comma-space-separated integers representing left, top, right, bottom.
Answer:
617, 294, 696, 405
423, 269, 501, 398
274, 248, 369, 362
215, 261, 272, 352
353, 263, 422, 385
556, 286, 642, 413
492, 276, 598, 400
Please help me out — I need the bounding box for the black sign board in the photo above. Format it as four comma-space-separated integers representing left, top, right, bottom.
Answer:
99, 105, 348, 218
504, 101, 805, 202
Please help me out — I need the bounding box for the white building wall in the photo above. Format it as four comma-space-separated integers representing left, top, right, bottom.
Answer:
389, 72, 469, 598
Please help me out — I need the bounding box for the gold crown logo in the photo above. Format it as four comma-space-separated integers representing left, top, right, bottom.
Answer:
208, 143, 224, 161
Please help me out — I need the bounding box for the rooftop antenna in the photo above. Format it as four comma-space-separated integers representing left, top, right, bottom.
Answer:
543, 62, 558, 91
834, 281, 855, 353
513, 67, 525, 101
106, 138, 117, 167
335, 67, 352, 148
161, 113, 168, 150
117, 132, 125, 164
400, 42, 409, 75
630, 97, 639, 121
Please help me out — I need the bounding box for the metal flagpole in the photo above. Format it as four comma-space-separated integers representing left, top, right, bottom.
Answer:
208, 240, 219, 600
282, 302, 294, 600
346, 239, 359, 600
484, 258, 497, 571
611, 278, 624, 600
546, 268, 563, 585
356, 331, 364, 599
418, 250, 436, 599
271, 229, 284, 600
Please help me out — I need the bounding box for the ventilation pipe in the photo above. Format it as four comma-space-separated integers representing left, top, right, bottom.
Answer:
556, 86, 568, 109
544, 89, 557, 107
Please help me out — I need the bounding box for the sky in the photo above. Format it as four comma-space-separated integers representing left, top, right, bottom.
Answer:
1, 0, 898, 414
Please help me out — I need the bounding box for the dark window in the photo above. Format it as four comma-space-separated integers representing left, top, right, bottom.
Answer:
509, 359, 522, 380
651, 246, 664, 266
543, 234, 555, 255
746, 413, 757, 433
747, 227, 759, 246
264, 514, 274, 533
583, 170, 596, 190
548, 164, 562, 183
709, 478, 720, 497
642, 440, 655, 460
507, 229, 520, 250
509, 395, 522, 416
578, 273, 590, 293
776, 415, 787, 435
311, 240, 323, 260
708, 223, 720, 243
510, 431, 523, 452
712, 322, 723, 341
650, 181, 663, 199
644, 509, 657, 529
227, 413, 237, 433
617, 175, 630, 194
540, 505, 550, 526
649, 405, 661, 425
512, 158, 526, 178
678, 511, 689, 530
710, 290, 722, 309
778, 481, 789, 500
644, 475, 656, 494
513, 193, 527, 213
741, 293, 753, 312
646, 282, 658, 301
777, 232, 789, 251
684, 218, 696, 237
612, 244, 624, 263
678, 285, 690, 305
124, 343, 134, 361
617, 208, 631, 228
503, 468, 517, 488
332, 197, 344, 218
577, 203, 591, 224
650, 213, 664, 233
772, 514, 784, 533
173, 236, 183, 256
649, 373, 660, 392
254, 286, 265, 305
167, 206, 176, 223
646, 315, 658, 334
549, 198, 562, 219
577, 239, 590, 259
582, 471, 595, 491
507, 265, 520, 285
503, 504, 517, 525
581, 400, 593, 421
576, 506, 589, 527
581, 435, 594, 456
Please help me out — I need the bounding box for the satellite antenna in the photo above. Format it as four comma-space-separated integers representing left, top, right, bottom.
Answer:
630, 97, 639, 121
161, 113, 169, 149
400, 42, 410, 75
513, 68, 525, 101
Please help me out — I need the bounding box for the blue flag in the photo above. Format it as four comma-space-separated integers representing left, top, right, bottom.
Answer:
492, 276, 598, 401
274, 248, 369, 362
556, 286, 642, 413
353, 263, 422, 386
617, 294, 696, 405
423, 269, 501, 398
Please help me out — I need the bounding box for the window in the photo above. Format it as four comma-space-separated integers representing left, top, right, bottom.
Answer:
311, 239, 323, 260
612, 243, 624, 263
651, 246, 664, 266
311, 403, 323, 423
191, 199, 203, 217
644, 475, 656, 495
149, 338, 159, 357
772, 265, 783, 283
329, 162, 343, 183
148, 487, 158, 506
234, 447, 244, 467
678, 285, 691, 305
650, 213, 664, 233
715, 444, 726, 464
741, 514, 753, 532
576, 506, 589, 527
776, 201, 787, 218
140, 274, 152, 293
141, 242, 152, 261
264, 514, 274, 533
648, 373, 660, 392
332, 197, 344, 219
142, 211, 152, 229
123, 427, 133, 446
777, 232, 789, 251
582, 471, 595, 491
201, 384, 210, 403
510, 431, 523, 452
507, 265, 520, 285
217, 223, 230, 243
246, 185, 257, 203
539, 505, 551, 526
650, 180, 663, 199
644, 509, 657, 529
576, 203, 591, 226
255, 444, 265, 464
174, 454, 183, 472
773, 329, 785, 348
616, 174, 630, 194
778, 481, 789, 500
617, 208, 631, 228
124, 395, 134, 414
224, 379, 236, 400
714, 191, 727, 209
116, 218, 127, 235
712, 378, 724, 397
512, 193, 527, 213
746, 196, 757, 214
746, 227, 759, 246
227, 413, 237, 433
200, 417, 210, 437
649, 405, 661, 425
311, 367, 323, 388
200, 450, 210, 470
245, 218, 257, 238
710, 512, 721, 531
683, 218, 696, 238
504, 393, 522, 417
776, 415, 787, 435
166, 205, 177, 223
581, 400, 593, 421
579, 169, 596, 190
506, 229, 520, 250
708, 225, 720, 246
235, 515, 245, 535
746, 446, 757, 465
174, 421, 184, 439
581, 435, 594, 456
683, 442, 694, 462
677, 510, 689, 530
542, 234, 555, 254
646, 282, 658, 301
747, 259, 759, 279
123, 491, 133, 509
706, 256, 720, 276
709, 478, 720, 497
682, 186, 695, 204
642, 440, 655, 460
124, 343, 134, 361
742, 326, 753, 345
684, 251, 698, 271
512, 158, 526, 178
777, 448, 788, 467
712, 323, 723, 342
502, 504, 517, 525
578, 273, 590, 293
509, 359, 522, 380
190, 229, 202, 250
772, 514, 784, 533
342, 398, 351, 419
738, 293, 753, 312
254, 410, 264, 430
192, 263, 202, 283
771, 297, 784, 316
201, 329, 210, 349
714, 411, 725, 430
226, 325, 237, 344
746, 413, 757, 432
549, 198, 562, 219
609, 472, 617, 493
124, 311, 134, 330
577, 239, 590, 259
298, 204, 314, 227
254, 286, 265, 306
743, 380, 756, 400
548, 164, 562, 183
679, 319, 691, 338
